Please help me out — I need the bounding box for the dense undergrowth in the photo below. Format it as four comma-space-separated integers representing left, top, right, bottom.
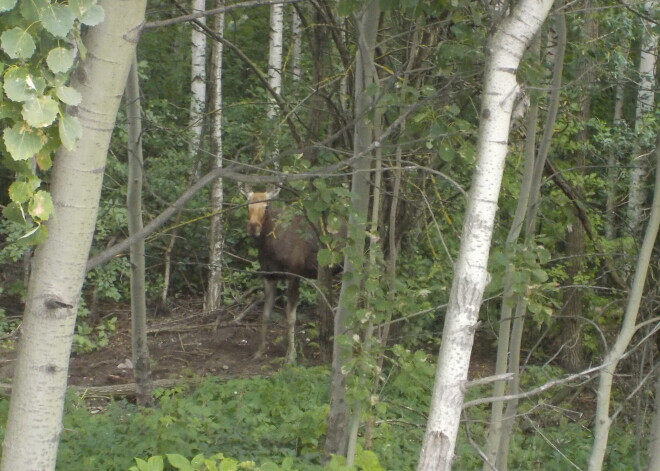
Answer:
0, 363, 641, 470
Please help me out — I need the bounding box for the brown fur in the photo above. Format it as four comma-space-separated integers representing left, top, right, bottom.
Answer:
244, 189, 320, 362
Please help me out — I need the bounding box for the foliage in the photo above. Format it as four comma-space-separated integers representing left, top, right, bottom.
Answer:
0, 0, 104, 242
0, 360, 644, 470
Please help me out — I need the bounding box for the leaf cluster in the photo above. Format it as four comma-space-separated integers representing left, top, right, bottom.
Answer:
0, 0, 104, 242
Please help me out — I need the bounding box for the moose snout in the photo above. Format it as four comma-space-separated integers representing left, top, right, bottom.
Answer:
247, 222, 262, 237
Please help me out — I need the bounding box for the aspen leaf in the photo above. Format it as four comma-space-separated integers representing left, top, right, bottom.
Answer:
69, 0, 104, 25
56, 85, 82, 106
46, 47, 74, 73
0, 0, 17, 13
19, 0, 48, 21
40, 3, 75, 38
1, 27, 36, 59
4, 67, 35, 102
8, 181, 33, 204
4, 123, 45, 160
29, 190, 53, 221
58, 113, 82, 150
79, 4, 104, 26
22, 95, 59, 128
18, 224, 48, 245
35, 150, 52, 171
3, 202, 26, 224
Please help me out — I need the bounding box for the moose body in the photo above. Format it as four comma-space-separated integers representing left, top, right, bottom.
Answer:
244, 188, 320, 362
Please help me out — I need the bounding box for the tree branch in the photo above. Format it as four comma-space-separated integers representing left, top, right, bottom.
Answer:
144, 0, 305, 29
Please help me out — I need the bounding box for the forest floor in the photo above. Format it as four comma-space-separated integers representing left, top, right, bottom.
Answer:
1, 297, 497, 392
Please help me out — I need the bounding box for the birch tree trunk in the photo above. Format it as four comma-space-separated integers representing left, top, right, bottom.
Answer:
267, 0, 284, 121
325, 0, 379, 458
204, 0, 225, 314
588, 132, 660, 471
163, 0, 207, 303
626, 0, 658, 236
126, 56, 154, 407
0, 2, 147, 470
291, 6, 302, 83
416, 1, 553, 468
647, 316, 660, 469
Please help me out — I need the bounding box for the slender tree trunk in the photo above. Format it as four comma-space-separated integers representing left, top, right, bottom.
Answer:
163, 0, 207, 303
647, 352, 660, 469
291, 5, 302, 83
0, 2, 147, 470
325, 0, 379, 458
606, 56, 627, 240
482, 37, 541, 471
588, 132, 660, 470
205, 0, 225, 314
417, 1, 553, 468
559, 5, 596, 373
126, 56, 154, 407
267, 0, 284, 123
626, 0, 658, 236
494, 14, 566, 469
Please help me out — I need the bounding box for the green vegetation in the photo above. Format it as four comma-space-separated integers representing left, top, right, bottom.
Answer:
0, 364, 641, 470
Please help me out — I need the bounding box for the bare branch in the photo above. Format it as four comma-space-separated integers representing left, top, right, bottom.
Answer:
144, 0, 305, 29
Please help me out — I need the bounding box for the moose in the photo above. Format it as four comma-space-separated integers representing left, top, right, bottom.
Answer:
242, 186, 325, 363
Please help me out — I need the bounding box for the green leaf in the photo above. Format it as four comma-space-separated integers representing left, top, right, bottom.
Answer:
0, 0, 17, 13
79, 4, 104, 25
56, 85, 82, 106
4, 67, 35, 102
40, 3, 75, 38
146, 456, 164, 471
35, 150, 53, 171
28, 190, 53, 221
166, 454, 190, 469
46, 47, 74, 73
69, 0, 94, 16
18, 223, 48, 245
1, 27, 36, 59
4, 123, 45, 160
3, 202, 26, 224
531, 268, 549, 282
19, 0, 48, 21
218, 458, 238, 471
22, 96, 59, 128
260, 463, 280, 471
58, 114, 82, 150
8, 181, 34, 204
317, 248, 333, 266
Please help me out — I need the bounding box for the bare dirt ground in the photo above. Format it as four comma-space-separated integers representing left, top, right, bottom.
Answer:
1, 297, 497, 393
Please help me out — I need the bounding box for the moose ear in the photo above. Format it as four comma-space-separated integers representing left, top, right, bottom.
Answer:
266, 186, 281, 200
240, 185, 252, 198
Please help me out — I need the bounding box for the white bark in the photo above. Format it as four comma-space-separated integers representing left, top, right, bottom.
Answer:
189, 0, 207, 154
205, 0, 225, 313
163, 0, 207, 303
648, 319, 660, 470
417, 1, 553, 469
291, 6, 302, 83
0, 2, 147, 470
626, 0, 658, 235
588, 132, 660, 471
267, 0, 284, 120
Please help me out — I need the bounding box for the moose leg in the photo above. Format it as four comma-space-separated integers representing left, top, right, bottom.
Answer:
255, 277, 276, 359
284, 277, 300, 363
